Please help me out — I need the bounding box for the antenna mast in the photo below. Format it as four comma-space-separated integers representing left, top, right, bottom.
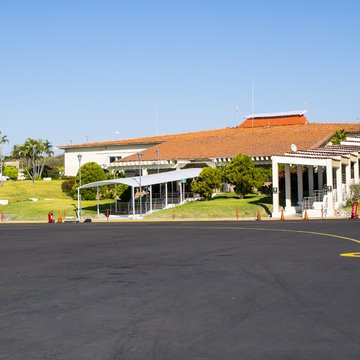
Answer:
251, 80, 255, 127
155, 102, 158, 136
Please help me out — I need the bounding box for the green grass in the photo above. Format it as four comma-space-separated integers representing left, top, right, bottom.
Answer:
0, 181, 273, 221
145, 193, 273, 220
0, 180, 113, 221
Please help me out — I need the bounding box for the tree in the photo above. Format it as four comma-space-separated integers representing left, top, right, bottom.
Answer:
74, 162, 107, 200
224, 153, 268, 198
191, 167, 222, 200
11, 138, 54, 182
330, 128, 347, 145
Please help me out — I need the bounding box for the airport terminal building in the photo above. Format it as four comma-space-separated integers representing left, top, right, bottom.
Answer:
58, 111, 360, 218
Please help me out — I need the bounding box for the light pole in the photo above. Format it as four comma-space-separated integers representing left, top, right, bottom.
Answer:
0, 145, 3, 188
137, 152, 142, 217
77, 154, 82, 221
0, 131, 9, 187
155, 149, 161, 199
156, 149, 160, 174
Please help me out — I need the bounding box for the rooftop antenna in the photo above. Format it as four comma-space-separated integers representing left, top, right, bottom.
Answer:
155, 102, 158, 136
251, 80, 255, 128
235, 105, 239, 124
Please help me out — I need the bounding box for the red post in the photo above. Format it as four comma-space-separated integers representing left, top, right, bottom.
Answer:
351, 203, 358, 219
106, 208, 109, 222
47, 212, 54, 223
236, 207, 239, 220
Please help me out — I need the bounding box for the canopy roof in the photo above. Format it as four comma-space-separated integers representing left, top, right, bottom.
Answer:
78, 168, 202, 190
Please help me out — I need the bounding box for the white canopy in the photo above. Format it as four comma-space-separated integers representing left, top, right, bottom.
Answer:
78, 168, 202, 190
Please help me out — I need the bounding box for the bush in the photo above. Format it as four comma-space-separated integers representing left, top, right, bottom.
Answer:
42, 165, 63, 179
61, 177, 76, 197
3, 166, 18, 180
346, 184, 360, 206
74, 162, 107, 200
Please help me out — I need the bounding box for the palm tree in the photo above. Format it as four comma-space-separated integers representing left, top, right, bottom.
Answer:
39, 139, 54, 178
11, 138, 53, 182
330, 129, 347, 145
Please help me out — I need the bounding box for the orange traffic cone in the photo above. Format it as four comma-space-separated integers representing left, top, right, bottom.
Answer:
257, 210, 261, 221
280, 209, 285, 221
57, 211, 63, 223
303, 209, 309, 220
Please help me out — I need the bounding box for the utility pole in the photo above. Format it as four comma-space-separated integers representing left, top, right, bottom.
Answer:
0, 131, 9, 187
137, 152, 142, 217
77, 154, 82, 221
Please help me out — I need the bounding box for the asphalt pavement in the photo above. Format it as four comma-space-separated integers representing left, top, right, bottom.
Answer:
1, 220, 360, 360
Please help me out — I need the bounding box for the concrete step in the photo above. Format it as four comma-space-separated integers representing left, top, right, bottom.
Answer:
304, 209, 323, 219
313, 202, 325, 210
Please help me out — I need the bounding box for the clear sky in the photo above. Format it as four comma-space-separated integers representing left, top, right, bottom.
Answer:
1, 0, 359, 155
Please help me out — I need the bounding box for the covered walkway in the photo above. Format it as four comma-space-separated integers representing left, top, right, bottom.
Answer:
77, 168, 202, 219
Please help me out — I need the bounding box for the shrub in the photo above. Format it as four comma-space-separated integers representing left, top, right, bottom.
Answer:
3, 166, 18, 180
42, 165, 62, 179
74, 162, 107, 200
346, 184, 360, 206
61, 177, 76, 197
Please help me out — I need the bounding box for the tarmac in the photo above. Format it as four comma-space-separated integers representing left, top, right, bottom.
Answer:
1, 220, 360, 359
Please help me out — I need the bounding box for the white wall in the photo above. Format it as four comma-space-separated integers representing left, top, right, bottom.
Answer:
63, 144, 153, 176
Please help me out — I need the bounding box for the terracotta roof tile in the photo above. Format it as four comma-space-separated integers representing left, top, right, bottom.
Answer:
57, 127, 238, 149
118, 123, 359, 162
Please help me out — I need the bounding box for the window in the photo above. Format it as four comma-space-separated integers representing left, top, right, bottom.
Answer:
109, 156, 122, 163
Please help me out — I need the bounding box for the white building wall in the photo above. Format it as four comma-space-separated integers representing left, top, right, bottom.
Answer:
63, 144, 153, 176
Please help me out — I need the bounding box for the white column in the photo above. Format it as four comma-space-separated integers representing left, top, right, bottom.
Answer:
77, 188, 81, 221
336, 165, 343, 207
355, 158, 360, 184
308, 165, 314, 196
150, 185, 153, 212
317, 166, 323, 190
165, 183, 168, 208
297, 165, 303, 205
97, 186, 100, 215
131, 186, 135, 219
345, 160, 351, 197
272, 158, 280, 215
179, 181, 183, 203
285, 164, 292, 209
326, 160, 334, 217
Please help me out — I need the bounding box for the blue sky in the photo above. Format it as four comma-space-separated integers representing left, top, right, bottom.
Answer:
0, 0, 359, 155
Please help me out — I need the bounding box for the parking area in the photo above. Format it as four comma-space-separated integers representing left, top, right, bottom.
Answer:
1, 220, 360, 359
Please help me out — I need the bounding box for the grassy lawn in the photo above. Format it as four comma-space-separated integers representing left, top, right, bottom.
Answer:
0, 180, 113, 221
145, 193, 273, 220
0, 181, 273, 221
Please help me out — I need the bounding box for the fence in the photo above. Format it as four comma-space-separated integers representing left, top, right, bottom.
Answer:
101, 191, 197, 216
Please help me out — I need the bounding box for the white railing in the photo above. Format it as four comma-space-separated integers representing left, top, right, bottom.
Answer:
107, 192, 198, 216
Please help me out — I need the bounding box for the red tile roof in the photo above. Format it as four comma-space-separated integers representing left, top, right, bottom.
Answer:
117, 123, 359, 162
57, 127, 238, 149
